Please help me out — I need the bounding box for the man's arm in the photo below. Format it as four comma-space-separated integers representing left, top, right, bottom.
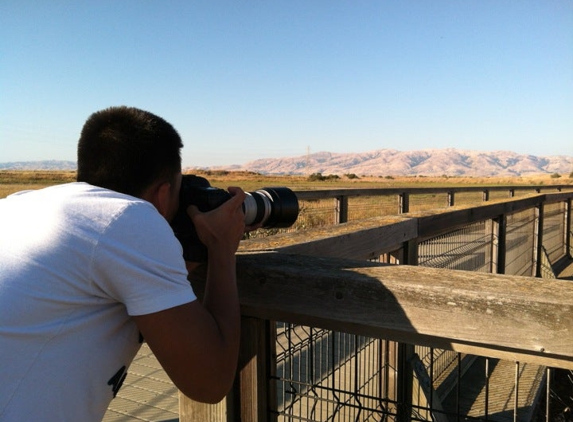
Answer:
133, 187, 246, 403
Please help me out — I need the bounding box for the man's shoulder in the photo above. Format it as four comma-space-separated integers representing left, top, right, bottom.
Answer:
46, 182, 152, 210
33, 183, 160, 230
7, 182, 138, 202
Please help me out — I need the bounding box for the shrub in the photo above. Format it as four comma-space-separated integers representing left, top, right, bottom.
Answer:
307, 173, 340, 182
307, 172, 325, 181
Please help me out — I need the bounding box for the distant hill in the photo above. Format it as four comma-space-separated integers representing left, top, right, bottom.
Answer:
207, 148, 573, 177
3, 149, 573, 177
0, 160, 76, 171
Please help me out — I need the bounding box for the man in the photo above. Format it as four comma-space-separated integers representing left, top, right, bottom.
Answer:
0, 106, 245, 420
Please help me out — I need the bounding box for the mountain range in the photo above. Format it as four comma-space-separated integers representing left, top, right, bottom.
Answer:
2, 149, 572, 177
0, 160, 77, 171
210, 148, 573, 177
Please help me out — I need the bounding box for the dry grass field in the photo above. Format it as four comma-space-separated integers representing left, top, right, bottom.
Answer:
0, 171, 77, 198
186, 169, 573, 190
3, 170, 570, 231
2, 169, 569, 199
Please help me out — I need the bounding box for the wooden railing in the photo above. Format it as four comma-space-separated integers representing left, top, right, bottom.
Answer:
180, 189, 573, 422
292, 184, 572, 224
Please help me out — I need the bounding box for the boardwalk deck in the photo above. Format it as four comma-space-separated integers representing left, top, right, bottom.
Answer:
441, 358, 545, 422
556, 258, 573, 280
102, 344, 178, 422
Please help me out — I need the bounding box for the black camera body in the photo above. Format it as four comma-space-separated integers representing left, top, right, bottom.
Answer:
171, 175, 299, 262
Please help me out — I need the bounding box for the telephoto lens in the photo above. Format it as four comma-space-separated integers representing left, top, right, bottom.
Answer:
171, 175, 299, 262
242, 187, 298, 228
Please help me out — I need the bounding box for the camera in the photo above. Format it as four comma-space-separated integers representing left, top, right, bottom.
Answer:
171, 174, 299, 262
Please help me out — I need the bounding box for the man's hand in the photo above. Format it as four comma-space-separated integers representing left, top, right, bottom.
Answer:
187, 186, 246, 259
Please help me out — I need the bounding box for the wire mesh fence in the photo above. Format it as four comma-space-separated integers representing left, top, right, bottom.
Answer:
417, 221, 491, 272
505, 209, 537, 277
543, 202, 567, 264
273, 325, 389, 421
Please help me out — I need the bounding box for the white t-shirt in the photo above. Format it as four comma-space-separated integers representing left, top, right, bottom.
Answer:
0, 183, 196, 421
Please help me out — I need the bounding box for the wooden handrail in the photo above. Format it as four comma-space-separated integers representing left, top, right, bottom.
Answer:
292, 184, 573, 201
190, 252, 573, 370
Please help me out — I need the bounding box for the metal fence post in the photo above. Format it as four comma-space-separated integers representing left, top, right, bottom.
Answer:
397, 343, 415, 422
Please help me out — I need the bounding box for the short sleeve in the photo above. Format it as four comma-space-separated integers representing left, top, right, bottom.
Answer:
90, 201, 196, 316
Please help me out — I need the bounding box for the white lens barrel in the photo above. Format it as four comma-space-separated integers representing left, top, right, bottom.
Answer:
243, 193, 259, 225
255, 190, 273, 224
243, 192, 271, 226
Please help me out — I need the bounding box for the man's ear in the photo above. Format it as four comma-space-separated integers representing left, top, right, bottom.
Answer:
148, 182, 172, 219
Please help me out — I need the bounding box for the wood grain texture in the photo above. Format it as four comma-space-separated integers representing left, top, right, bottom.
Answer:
191, 252, 573, 370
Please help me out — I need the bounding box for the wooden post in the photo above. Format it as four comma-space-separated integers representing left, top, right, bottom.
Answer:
334, 195, 348, 224
236, 317, 271, 421
399, 193, 410, 214
495, 216, 507, 275
403, 238, 418, 266
562, 200, 569, 259
179, 317, 272, 422
397, 239, 418, 421
482, 189, 490, 202
486, 219, 496, 273
447, 191, 455, 207
565, 199, 572, 258
534, 203, 545, 278
179, 393, 232, 422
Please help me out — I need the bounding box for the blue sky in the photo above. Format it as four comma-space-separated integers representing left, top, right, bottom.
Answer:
1, 1, 572, 168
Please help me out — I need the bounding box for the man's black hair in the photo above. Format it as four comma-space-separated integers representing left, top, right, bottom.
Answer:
77, 106, 183, 197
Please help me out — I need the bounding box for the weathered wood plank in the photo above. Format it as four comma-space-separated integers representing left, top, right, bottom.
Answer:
241, 215, 417, 259
544, 191, 573, 204
179, 395, 230, 422
190, 252, 573, 370
236, 317, 269, 422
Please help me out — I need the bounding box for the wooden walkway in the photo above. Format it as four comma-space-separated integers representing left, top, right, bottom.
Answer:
441, 357, 545, 422
556, 256, 573, 280
102, 343, 179, 422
